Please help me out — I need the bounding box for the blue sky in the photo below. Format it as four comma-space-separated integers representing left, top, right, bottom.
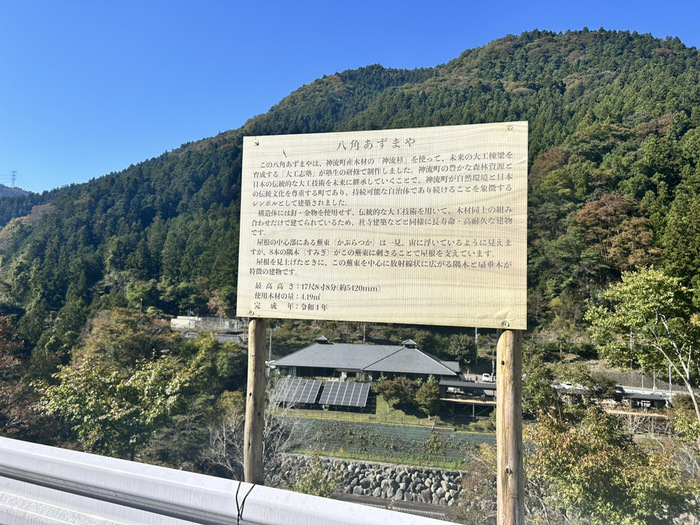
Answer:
1, 0, 699, 193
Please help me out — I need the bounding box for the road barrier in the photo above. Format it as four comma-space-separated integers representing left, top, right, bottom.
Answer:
0, 436, 450, 524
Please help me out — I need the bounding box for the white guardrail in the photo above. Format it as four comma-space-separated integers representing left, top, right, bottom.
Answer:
0, 436, 451, 524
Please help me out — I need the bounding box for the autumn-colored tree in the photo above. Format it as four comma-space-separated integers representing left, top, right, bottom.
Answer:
574, 193, 657, 271
606, 216, 659, 271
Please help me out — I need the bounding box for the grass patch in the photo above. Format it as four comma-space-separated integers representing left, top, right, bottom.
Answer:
287, 395, 452, 428
373, 395, 448, 426
282, 394, 495, 468
291, 446, 465, 470
456, 418, 496, 433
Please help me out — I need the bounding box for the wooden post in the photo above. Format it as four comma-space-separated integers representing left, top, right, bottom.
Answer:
496, 330, 524, 525
244, 318, 267, 484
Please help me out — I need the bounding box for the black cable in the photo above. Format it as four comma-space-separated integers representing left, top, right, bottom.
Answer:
235, 481, 256, 525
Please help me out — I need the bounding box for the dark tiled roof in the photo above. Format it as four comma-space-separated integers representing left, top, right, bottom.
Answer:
364, 347, 459, 376
273, 343, 400, 370
273, 342, 459, 377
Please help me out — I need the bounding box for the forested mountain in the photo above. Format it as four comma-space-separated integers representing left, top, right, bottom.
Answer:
0, 27, 698, 389
3, 28, 700, 521
3, 29, 700, 349
0, 184, 29, 198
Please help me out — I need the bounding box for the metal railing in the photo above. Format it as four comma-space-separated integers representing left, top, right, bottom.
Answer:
0, 436, 451, 524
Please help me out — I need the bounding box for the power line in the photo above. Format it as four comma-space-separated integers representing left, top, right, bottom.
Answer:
0, 171, 42, 194
0, 171, 16, 187
13, 174, 42, 193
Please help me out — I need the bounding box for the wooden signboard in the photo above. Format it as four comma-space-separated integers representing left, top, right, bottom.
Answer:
237, 122, 527, 329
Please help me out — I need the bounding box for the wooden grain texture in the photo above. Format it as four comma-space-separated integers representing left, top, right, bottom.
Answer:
496, 330, 524, 525
244, 318, 267, 484
237, 123, 528, 329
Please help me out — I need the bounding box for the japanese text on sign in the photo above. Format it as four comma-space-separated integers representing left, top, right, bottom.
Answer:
237, 122, 528, 329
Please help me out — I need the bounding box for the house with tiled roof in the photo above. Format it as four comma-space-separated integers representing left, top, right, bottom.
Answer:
271, 337, 461, 382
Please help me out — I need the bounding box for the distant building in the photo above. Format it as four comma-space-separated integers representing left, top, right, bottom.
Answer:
170, 316, 247, 344
170, 315, 245, 334
271, 337, 461, 382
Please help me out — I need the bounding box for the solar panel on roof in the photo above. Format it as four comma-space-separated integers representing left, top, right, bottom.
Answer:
319, 382, 370, 408
272, 378, 321, 404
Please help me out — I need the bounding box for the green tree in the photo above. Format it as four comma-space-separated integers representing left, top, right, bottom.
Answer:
446, 333, 474, 367
662, 175, 700, 297
373, 375, 417, 409
73, 308, 175, 368
37, 354, 197, 460
521, 355, 561, 419
585, 268, 700, 444
293, 453, 339, 498
0, 316, 33, 435
670, 395, 700, 444
526, 406, 697, 524
414, 375, 441, 418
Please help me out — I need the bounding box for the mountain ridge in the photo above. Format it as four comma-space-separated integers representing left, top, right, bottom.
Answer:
1, 28, 699, 353
0, 183, 29, 198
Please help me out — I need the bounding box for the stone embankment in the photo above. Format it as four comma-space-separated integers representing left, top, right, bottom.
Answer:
269, 455, 465, 507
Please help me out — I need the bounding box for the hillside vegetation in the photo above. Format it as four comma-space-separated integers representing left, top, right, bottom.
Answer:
2, 30, 700, 349
1, 29, 700, 522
